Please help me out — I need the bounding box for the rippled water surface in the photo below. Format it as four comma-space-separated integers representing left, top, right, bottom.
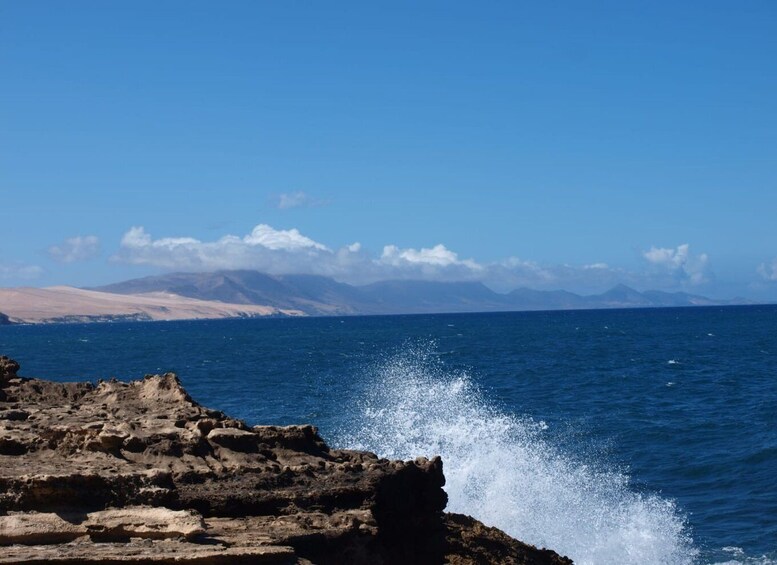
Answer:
2, 305, 775, 564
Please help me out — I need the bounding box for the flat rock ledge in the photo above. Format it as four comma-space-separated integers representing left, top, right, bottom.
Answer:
0, 356, 572, 564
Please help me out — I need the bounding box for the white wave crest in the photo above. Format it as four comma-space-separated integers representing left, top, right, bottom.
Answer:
336, 343, 697, 565
712, 547, 777, 565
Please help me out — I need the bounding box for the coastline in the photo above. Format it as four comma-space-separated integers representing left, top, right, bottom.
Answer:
0, 355, 572, 564
0, 286, 304, 324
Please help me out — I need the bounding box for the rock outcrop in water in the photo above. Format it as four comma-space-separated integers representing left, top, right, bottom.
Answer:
0, 356, 572, 564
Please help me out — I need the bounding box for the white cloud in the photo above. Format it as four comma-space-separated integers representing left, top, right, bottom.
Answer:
277, 191, 309, 209
121, 226, 152, 248
500, 257, 556, 280
643, 243, 710, 285
0, 263, 43, 280
484, 258, 628, 293
757, 259, 777, 282
115, 224, 347, 275
243, 224, 328, 251
114, 225, 485, 283
380, 244, 482, 270
368, 244, 484, 283
47, 235, 100, 263
275, 191, 329, 210
113, 224, 719, 293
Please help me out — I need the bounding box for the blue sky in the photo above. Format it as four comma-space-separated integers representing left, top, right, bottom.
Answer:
1, 1, 776, 298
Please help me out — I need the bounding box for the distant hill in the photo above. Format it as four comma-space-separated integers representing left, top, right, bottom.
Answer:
507, 287, 588, 310
93, 270, 750, 316
95, 271, 373, 316
0, 286, 303, 324
358, 280, 507, 313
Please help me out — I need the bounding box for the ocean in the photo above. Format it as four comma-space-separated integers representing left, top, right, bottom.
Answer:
2, 305, 775, 565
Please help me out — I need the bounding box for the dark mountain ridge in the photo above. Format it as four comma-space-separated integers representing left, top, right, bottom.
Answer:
93, 270, 749, 316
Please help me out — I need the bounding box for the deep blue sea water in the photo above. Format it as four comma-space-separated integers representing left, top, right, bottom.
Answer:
2, 306, 775, 565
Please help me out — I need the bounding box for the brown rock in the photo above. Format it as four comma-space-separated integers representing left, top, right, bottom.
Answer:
444, 513, 573, 565
0, 355, 20, 389
0, 355, 19, 376
0, 512, 83, 545
0, 356, 572, 564
0, 507, 204, 545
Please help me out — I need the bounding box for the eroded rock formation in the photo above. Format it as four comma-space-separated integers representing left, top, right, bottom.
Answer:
0, 356, 572, 564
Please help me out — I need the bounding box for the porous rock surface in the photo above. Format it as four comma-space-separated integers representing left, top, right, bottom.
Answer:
0, 356, 572, 564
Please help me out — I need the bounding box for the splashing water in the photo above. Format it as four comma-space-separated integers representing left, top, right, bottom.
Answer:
336, 343, 698, 565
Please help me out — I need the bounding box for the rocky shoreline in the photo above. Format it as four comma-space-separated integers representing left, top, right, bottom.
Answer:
0, 355, 572, 564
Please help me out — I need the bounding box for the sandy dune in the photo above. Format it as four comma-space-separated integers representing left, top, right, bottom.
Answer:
0, 286, 304, 323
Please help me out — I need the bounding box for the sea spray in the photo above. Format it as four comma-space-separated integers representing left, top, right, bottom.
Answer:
336, 343, 697, 565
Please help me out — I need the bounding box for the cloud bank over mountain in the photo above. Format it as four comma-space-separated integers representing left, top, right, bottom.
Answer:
643, 244, 710, 285
112, 223, 721, 294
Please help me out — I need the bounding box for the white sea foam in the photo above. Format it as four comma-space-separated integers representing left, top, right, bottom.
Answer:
711, 547, 777, 565
712, 558, 777, 565
337, 343, 697, 565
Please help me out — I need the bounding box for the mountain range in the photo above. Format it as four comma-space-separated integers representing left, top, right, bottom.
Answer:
92, 270, 749, 316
